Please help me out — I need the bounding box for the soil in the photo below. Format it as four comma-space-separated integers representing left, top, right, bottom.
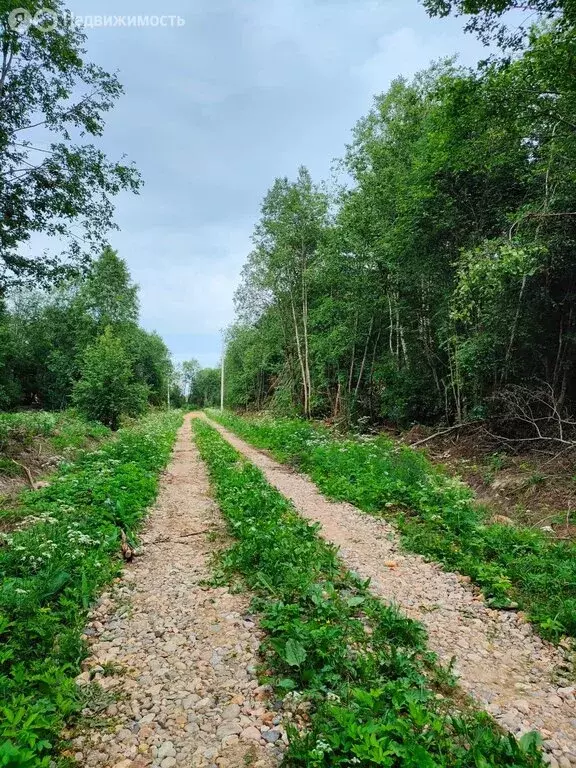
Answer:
400, 425, 576, 540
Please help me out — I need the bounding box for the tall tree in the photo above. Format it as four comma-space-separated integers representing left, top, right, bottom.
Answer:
181, 359, 200, 402
236, 167, 328, 417
80, 246, 139, 327
225, 40, 576, 427
0, 1, 141, 290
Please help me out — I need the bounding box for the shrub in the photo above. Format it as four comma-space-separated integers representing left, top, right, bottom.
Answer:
73, 328, 148, 429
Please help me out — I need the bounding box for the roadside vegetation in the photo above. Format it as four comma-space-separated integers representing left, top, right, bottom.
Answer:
0, 410, 110, 473
208, 411, 576, 641
193, 418, 544, 768
0, 410, 111, 529
0, 410, 181, 767
223, 1, 576, 472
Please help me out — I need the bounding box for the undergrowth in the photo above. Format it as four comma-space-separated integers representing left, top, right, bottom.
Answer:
0, 410, 110, 458
0, 410, 181, 767
193, 418, 544, 768
207, 411, 576, 641
0, 411, 112, 527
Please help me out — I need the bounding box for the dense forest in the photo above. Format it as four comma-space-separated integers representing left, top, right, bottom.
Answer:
0, 247, 178, 423
225, 0, 576, 437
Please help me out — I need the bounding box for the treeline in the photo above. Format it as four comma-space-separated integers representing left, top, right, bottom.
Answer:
0, 2, 161, 428
0, 248, 175, 427
178, 360, 221, 409
225, 1, 576, 429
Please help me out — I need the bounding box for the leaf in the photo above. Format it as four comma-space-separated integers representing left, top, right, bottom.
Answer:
40, 571, 71, 601
283, 638, 307, 667
519, 731, 542, 753
346, 596, 365, 607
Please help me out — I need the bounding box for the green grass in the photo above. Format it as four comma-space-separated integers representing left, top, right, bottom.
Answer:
0, 410, 110, 457
0, 411, 112, 515
207, 411, 576, 641
193, 418, 544, 768
0, 410, 182, 767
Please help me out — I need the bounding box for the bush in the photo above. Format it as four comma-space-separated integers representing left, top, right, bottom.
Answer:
73, 328, 149, 429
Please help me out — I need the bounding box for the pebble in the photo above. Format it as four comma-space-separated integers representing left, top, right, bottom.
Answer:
241, 726, 262, 742
262, 730, 281, 743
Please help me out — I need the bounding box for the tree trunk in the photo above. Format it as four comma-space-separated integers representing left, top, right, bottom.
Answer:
348, 313, 358, 394
290, 293, 308, 416
501, 273, 527, 386
301, 267, 312, 418
354, 316, 374, 398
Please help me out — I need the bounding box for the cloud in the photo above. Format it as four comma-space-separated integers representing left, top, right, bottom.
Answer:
353, 24, 485, 100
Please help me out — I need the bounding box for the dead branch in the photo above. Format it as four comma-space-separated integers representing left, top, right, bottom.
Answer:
489, 384, 576, 451
10, 460, 35, 488
409, 421, 482, 448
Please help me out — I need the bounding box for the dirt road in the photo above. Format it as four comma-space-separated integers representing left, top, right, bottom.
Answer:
204, 415, 576, 767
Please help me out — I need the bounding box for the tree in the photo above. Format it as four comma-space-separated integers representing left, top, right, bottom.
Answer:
181, 359, 200, 402
236, 167, 329, 417
224, 38, 576, 428
125, 328, 172, 407
0, 2, 141, 290
0, 298, 19, 407
72, 327, 148, 429
189, 368, 221, 408
80, 247, 139, 327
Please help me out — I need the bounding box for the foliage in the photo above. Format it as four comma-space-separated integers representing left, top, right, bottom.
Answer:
0, 1, 141, 289
188, 368, 220, 408
225, 15, 576, 429
210, 411, 576, 640
234, 167, 329, 418
0, 409, 109, 458
193, 418, 544, 767
0, 410, 181, 766
421, 0, 572, 47
0, 248, 175, 412
180, 359, 200, 403
72, 328, 148, 429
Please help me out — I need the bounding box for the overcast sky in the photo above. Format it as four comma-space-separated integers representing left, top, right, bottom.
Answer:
68, 0, 486, 367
